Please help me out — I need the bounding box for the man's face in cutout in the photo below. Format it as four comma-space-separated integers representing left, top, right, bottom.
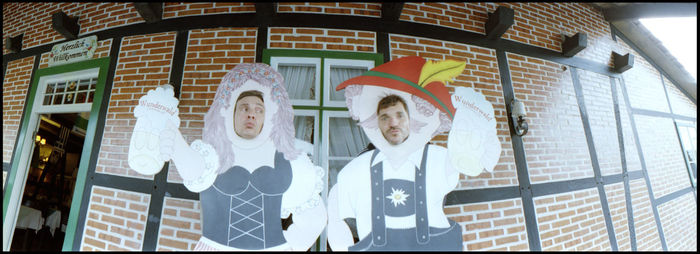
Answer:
234, 95, 265, 139
378, 101, 410, 145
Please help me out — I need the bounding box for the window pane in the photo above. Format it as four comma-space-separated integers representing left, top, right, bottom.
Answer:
294, 115, 315, 144
278, 64, 316, 101
329, 159, 351, 188
43, 95, 52, 105
90, 78, 98, 90
78, 79, 90, 91
329, 66, 367, 101
65, 93, 74, 104
55, 82, 67, 93
46, 83, 55, 94
67, 81, 77, 92
76, 91, 87, 103
328, 117, 370, 158
53, 94, 63, 105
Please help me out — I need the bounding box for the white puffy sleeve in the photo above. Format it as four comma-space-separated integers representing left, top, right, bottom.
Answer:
281, 153, 324, 217
182, 140, 220, 193
435, 145, 461, 194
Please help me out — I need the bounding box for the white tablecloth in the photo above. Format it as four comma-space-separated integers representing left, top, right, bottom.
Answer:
16, 206, 44, 233
45, 210, 61, 236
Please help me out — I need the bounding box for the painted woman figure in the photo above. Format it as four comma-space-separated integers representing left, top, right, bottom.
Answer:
156, 63, 326, 250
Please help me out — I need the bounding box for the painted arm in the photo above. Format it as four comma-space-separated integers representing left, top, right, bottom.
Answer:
326, 185, 355, 251
160, 122, 219, 192
283, 199, 328, 250
160, 122, 204, 180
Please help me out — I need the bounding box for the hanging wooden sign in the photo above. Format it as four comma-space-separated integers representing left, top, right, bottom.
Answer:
48, 35, 97, 67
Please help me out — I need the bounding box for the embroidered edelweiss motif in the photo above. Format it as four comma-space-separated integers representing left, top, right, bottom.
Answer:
386, 187, 410, 207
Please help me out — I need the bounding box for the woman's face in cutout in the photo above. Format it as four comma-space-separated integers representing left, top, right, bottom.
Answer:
233, 95, 265, 139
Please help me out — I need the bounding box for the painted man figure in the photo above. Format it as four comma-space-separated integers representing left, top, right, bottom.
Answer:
327, 56, 501, 251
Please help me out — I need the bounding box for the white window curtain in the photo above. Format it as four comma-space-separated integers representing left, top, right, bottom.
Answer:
329, 117, 369, 157
278, 64, 316, 100
328, 117, 370, 186
329, 67, 367, 101
294, 115, 314, 144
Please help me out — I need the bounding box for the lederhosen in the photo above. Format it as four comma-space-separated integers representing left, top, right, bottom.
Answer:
349, 144, 463, 251
199, 151, 292, 250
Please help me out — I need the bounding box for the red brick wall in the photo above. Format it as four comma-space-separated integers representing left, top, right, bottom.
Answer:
278, 2, 381, 17
400, 3, 489, 34
95, 32, 176, 179
2, 56, 35, 164
629, 179, 663, 250
268, 27, 376, 52
657, 193, 697, 251
604, 182, 631, 250
534, 188, 611, 250
634, 115, 691, 198
445, 199, 529, 250
2, 3, 143, 54
579, 69, 623, 176
507, 52, 595, 183
400, 3, 614, 64
663, 75, 697, 118
162, 2, 255, 18
156, 197, 202, 250
80, 186, 150, 251
613, 78, 643, 173
617, 40, 671, 113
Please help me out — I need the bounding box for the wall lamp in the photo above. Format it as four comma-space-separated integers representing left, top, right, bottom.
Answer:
510, 99, 528, 136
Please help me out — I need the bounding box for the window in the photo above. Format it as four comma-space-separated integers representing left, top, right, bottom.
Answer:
43, 77, 97, 106
264, 49, 382, 250
676, 121, 697, 188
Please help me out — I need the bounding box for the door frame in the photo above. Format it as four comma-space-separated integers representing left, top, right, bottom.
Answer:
2, 57, 110, 251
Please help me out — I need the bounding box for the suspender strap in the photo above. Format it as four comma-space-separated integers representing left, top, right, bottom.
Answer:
415, 143, 430, 244
369, 149, 387, 246
368, 144, 430, 246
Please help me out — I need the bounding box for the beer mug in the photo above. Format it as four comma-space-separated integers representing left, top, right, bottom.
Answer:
128, 84, 180, 175
448, 87, 500, 176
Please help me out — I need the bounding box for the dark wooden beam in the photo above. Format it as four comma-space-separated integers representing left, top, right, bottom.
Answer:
133, 2, 162, 23
613, 52, 634, 73
562, 32, 587, 57
485, 6, 514, 40
381, 3, 404, 21
255, 3, 276, 63
4, 34, 23, 53
255, 2, 276, 19
52, 11, 80, 40
602, 3, 697, 21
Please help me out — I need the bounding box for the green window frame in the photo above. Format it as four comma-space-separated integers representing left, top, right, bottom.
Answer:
263, 49, 382, 250
2, 57, 111, 251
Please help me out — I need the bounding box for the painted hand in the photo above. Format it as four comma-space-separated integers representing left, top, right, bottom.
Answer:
159, 122, 177, 162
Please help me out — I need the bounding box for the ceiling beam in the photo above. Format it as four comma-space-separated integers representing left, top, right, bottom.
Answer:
52, 11, 80, 40
4, 34, 23, 53
485, 6, 514, 40
381, 3, 404, 22
133, 3, 162, 23
602, 3, 697, 21
255, 3, 276, 18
